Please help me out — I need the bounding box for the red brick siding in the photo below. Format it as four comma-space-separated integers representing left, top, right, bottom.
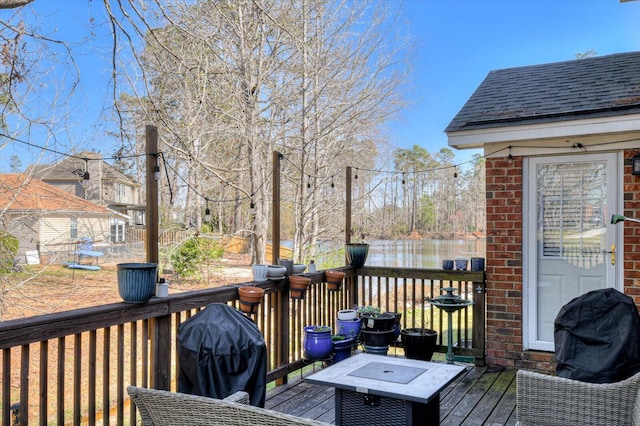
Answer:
623, 150, 640, 303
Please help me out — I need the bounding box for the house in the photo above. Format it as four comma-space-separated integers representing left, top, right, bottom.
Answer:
0, 174, 128, 263
446, 51, 640, 372
27, 151, 145, 238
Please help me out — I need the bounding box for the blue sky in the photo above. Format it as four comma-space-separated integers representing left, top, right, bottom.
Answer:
1, 0, 640, 172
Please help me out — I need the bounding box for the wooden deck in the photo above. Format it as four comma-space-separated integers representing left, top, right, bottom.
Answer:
265, 361, 518, 425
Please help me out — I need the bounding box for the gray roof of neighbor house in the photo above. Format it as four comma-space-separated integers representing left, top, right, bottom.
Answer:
445, 51, 640, 133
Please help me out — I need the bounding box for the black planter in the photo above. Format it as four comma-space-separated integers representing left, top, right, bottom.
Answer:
360, 312, 396, 332
400, 328, 437, 361
360, 329, 395, 346
345, 243, 369, 268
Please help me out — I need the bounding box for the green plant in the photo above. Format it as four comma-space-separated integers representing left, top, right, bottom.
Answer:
170, 236, 224, 277
356, 306, 380, 315
0, 232, 19, 273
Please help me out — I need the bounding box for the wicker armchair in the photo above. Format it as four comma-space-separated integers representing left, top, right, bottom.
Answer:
516, 370, 640, 426
127, 386, 330, 426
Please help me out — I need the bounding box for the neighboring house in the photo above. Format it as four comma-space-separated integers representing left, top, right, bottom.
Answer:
446, 51, 640, 372
0, 174, 127, 263
28, 151, 145, 239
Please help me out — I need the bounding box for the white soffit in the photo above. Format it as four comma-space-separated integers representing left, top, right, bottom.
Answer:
447, 113, 640, 150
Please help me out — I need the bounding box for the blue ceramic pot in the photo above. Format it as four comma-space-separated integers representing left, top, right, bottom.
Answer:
345, 243, 369, 268
471, 257, 485, 271
337, 318, 361, 339
331, 336, 354, 363
303, 326, 333, 360
117, 263, 157, 303
442, 259, 454, 270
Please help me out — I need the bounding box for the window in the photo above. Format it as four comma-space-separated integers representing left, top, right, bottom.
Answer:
70, 218, 78, 239
116, 183, 126, 203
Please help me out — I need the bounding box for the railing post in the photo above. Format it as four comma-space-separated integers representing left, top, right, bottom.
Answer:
472, 274, 486, 367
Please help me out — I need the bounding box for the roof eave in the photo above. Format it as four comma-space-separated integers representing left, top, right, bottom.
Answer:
447, 113, 640, 149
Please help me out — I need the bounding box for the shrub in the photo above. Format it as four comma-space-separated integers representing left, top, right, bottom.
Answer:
171, 236, 224, 277
0, 232, 19, 273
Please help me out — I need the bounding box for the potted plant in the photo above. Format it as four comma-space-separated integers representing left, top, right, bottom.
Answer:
288, 275, 311, 299
331, 334, 355, 363
400, 328, 438, 361
360, 312, 396, 331
325, 270, 346, 291
237, 285, 265, 314
303, 325, 333, 360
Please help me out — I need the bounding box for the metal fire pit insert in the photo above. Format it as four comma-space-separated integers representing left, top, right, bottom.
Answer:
348, 362, 428, 384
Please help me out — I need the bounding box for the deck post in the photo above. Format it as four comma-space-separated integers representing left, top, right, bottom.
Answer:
146, 125, 170, 389
472, 274, 486, 367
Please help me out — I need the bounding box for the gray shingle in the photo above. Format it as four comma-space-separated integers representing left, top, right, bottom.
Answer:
445, 51, 640, 133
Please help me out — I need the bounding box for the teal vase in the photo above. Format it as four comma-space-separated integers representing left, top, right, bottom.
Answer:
345, 243, 369, 268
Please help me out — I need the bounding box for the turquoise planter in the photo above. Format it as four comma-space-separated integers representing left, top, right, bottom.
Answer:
345, 243, 369, 268
117, 263, 158, 303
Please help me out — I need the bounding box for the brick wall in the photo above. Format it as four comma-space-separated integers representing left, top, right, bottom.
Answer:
623, 150, 640, 303
484, 150, 640, 373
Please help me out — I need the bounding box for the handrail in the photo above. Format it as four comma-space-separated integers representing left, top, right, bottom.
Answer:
0, 267, 484, 425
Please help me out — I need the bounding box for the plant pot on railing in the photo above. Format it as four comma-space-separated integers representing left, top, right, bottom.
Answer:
288, 275, 311, 300
325, 270, 346, 291
116, 263, 158, 303
237, 285, 265, 314
345, 243, 369, 268
400, 328, 437, 361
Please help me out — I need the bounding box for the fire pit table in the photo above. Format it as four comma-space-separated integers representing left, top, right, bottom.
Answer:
305, 353, 466, 425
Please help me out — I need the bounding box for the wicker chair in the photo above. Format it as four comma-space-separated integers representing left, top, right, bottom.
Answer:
516, 370, 640, 426
127, 386, 331, 425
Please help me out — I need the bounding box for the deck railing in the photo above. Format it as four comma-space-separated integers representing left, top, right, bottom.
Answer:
0, 267, 484, 426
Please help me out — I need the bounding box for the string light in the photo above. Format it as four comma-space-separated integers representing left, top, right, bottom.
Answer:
82, 158, 90, 184
249, 200, 256, 216
307, 175, 311, 189
402, 172, 405, 185
508, 146, 513, 162
153, 165, 161, 180
453, 166, 457, 178
204, 199, 211, 222
330, 176, 335, 188
355, 168, 358, 180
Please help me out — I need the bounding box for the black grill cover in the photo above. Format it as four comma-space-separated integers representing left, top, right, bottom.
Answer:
177, 303, 267, 406
554, 288, 640, 383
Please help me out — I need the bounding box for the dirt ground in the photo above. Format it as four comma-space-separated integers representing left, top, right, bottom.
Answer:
2, 253, 253, 321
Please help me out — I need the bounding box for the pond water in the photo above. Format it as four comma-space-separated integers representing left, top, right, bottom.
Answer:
364, 239, 485, 269
302, 239, 485, 270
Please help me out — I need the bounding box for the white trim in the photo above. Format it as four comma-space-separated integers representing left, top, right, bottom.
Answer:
447, 114, 640, 149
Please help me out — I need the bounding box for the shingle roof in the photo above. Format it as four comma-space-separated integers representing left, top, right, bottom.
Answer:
0, 174, 116, 214
445, 51, 640, 133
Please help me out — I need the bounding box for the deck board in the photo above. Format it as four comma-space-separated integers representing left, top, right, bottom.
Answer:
267, 362, 517, 425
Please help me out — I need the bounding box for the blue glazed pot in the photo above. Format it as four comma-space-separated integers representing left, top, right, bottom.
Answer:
471, 257, 485, 271
303, 326, 333, 361
337, 318, 361, 339
345, 243, 369, 268
331, 336, 355, 363
117, 263, 157, 303
442, 259, 454, 270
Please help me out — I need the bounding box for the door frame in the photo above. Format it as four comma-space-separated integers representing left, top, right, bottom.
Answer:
522, 152, 624, 351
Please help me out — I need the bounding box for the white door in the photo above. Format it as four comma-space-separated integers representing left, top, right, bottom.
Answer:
525, 153, 620, 351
